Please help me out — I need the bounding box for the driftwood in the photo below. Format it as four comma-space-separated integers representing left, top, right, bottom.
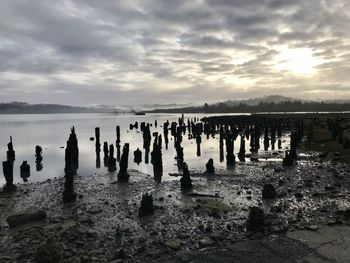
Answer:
186, 192, 223, 199
7, 210, 47, 228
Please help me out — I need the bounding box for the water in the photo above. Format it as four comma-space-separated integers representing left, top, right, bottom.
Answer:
0, 113, 289, 185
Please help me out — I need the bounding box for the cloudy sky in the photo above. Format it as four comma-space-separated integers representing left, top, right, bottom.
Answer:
0, 0, 349, 106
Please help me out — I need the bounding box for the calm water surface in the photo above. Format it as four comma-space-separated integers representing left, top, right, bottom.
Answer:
0, 113, 288, 185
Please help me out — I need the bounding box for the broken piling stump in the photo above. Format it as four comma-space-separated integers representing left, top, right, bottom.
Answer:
262, 184, 277, 199
138, 193, 154, 217
205, 158, 215, 174
134, 148, 142, 165
63, 127, 79, 203
246, 207, 265, 232
20, 160, 31, 182
118, 143, 130, 182
2, 160, 16, 192
180, 162, 192, 190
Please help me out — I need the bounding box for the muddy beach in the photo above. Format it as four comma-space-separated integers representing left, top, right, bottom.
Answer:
1, 113, 350, 262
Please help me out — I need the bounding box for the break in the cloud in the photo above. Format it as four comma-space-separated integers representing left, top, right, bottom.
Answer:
0, 0, 349, 106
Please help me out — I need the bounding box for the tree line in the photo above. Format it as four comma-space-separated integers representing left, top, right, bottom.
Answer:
151, 101, 350, 113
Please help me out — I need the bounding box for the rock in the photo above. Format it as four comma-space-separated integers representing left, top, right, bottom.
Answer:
7, 209, 47, 228
34, 239, 64, 263
246, 207, 265, 232
69, 256, 81, 263
343, 209, 350, 220
319, 152, 327, 158
324, 184, 335, 191
198, 237, 215, 247
114, 248, 125, 259
165, 239, 181, 250
262, 184, 277, 199
307, 225, 319, 231
294, 193, 304, 199
304, 180, 313, 187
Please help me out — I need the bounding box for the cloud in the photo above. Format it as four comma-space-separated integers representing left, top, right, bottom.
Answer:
0, 0, 349, 105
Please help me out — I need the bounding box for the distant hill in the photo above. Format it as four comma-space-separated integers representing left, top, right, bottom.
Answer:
0, 102, 116, 114
223, 95, 301, 107
141, 103, 194, 110
150, 95, 350, 113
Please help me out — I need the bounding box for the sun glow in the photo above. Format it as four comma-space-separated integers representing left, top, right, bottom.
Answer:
275, 48, 321, 75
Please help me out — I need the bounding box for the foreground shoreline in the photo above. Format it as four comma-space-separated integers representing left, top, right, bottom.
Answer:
1, 147, 350, 262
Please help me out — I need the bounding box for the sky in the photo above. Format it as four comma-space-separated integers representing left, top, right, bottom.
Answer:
0, 0, 349, 106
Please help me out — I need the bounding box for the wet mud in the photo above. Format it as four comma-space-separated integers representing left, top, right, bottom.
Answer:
1, 150, 350, 262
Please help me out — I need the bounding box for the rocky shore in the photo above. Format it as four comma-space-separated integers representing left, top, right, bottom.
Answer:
1, 149, 350, 262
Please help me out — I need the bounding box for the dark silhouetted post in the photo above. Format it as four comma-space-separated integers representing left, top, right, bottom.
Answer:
180, 162, 192, 190
20, 161, 30, 182
63, 127, 79, 203
151, 134, 163, 183
196, 135, 201, 157
103, 142, 109, 166
35, 145, 43, 171
2, 160, 15, 192
118, 143, 130, 182
138, 193, 154, 217
238, 135, 246, 162
7, 136, 15, 162
205, 158, 215, 174
134, 148, 142, 165
95, 127, 101, 154
108, 144, 117, 172
226, 133, 235, 166
219, 126, 224, 162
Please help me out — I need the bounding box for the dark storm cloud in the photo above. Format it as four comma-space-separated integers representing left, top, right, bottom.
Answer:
0, 0, 349, 105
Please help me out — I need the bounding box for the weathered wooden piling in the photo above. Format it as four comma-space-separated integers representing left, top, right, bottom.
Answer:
2, 160, 16, 192
138, 193, 154, 217
116, 143, 121, 162
6, 136, 15, 162
116, 126, 121, 145
20, 161, 30, 182
196, 135, 201, 157
108, 144, 117, 172
63, 127, 79, 203
283, 151, 293, 166
219, 126, 224, 162
238, 135, 246, 162
95, 127, 101, 154
205, 158, 215, 174
96, 153, 101, 169
35, 145, 43, 171
118, 143, 130, 182
103, 141, 109, 167
180, 162, 192, 190
134, 148, 142, 165
35, 145, 43, 161
264, 127, 270, 151
103, 142, 109, 161
289, 130, 298, 159
151, 134, 163, 183
226, 133, 235, 166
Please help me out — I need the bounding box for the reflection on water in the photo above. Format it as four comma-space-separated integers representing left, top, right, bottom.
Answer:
0, 113, 289, 185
